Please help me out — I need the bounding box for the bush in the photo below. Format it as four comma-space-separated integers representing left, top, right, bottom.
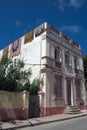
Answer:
0, 56, 40, 94
29, 79, 40, 95
0, 56, 31, 92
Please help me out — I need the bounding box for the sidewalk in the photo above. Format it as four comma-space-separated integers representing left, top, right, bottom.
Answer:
1, 110, 87, 130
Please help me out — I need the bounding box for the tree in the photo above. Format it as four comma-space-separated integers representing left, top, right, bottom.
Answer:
0, 56, 31, 91
83, 55, 87, 91
83, 55, 87, 79
0, 56, 40, 94
29, 78, 40, 95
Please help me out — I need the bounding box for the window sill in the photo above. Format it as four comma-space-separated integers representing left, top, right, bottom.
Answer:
53, 97, 64, 100
65, 64, 71, 67
76, 98, 82, 100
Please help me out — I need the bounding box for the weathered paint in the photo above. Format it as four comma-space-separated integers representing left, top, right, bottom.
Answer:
0, 22, 86, 117
0, 90, 29, 121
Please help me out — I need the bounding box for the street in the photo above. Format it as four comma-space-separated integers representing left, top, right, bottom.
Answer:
17, 116, 87, 130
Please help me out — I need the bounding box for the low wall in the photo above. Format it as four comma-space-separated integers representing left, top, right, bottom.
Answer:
0, 90, 29, 121
41, 106, 66, 116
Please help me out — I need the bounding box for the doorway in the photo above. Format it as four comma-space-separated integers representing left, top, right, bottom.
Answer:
29, 95, 40, 118
67, 80, 72, 106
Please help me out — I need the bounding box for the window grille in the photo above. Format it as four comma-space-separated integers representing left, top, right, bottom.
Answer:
56, 76, 62, 98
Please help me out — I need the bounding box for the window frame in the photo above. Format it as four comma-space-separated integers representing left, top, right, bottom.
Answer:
54, 47, 62, 68
55, 48, 61, 62
75, 79, 81, 99
54, 75, 63, 99
74, 56, 78, 69
65, 51, 71, 66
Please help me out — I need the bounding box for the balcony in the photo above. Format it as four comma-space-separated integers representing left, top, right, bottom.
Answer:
55, 61, 61, 68
41, 56, 62, 72
64, 65, 73, 74
74, 68, 84, 78
75, 68, 79, 75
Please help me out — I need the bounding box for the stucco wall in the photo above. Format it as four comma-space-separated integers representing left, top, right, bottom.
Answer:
0, 90, 29, 121
0, 22, 85, 117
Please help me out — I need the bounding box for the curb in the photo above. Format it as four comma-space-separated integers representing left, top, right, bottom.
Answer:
2, 114, 87, 130
28, 114, 87, 127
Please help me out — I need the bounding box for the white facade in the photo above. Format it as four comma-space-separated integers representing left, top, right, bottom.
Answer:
0, 22, 86, 116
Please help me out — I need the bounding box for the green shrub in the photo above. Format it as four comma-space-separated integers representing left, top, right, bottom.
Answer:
0, 56, 40, 94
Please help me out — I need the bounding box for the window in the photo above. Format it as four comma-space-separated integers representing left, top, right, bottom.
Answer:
74, 57, 79, 74
75, 80, 81, 98
55, 76, 62, 98
74, 57, 78, 69
55, 48, 61, 68
55, 49, 60, 61
65, 52, 70, 65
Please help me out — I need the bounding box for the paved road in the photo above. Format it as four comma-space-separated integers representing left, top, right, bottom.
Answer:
16, 116, 87, 130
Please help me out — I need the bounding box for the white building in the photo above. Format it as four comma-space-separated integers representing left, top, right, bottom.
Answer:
0, 22, 86, 116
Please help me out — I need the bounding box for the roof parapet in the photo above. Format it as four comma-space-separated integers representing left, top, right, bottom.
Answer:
46, 23, 80, 49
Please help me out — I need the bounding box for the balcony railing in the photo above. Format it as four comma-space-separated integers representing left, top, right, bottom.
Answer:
64, 65, 73, 74
75, 68, 79, 75
41, 56, 84, 78
55, 61, 61, 68
41, 56, 62, 71
74, 68, 84, 78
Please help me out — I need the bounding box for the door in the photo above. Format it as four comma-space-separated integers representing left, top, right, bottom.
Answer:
29, 95, 40, 118
67, 80, 71, 106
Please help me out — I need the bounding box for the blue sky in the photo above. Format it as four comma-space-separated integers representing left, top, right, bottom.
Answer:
0, 0, 87, 55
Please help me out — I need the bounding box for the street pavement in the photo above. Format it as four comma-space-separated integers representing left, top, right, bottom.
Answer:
16, 116, 87, 130
0, 110, 87, 130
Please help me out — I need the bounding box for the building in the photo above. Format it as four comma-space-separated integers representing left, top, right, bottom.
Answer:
0, 22, 86, 116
